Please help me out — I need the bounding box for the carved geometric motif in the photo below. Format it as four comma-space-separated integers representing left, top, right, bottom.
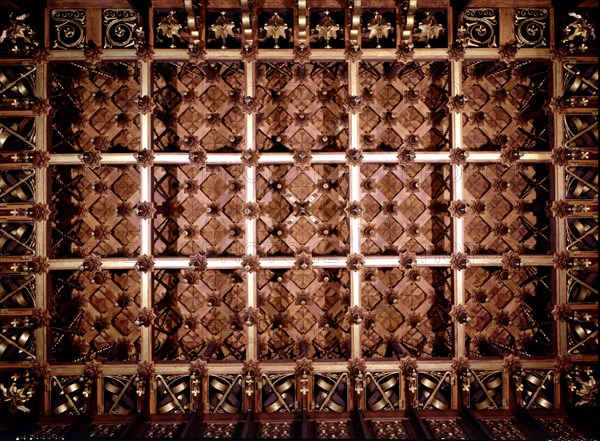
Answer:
257, 165, 349, 256
50, 270, 141, 362
154, 165, 245, 257
50, 63, 140, 153
462, 61, 549, 151
464, 266, 553, 357
361, 164, 452, 255
362, 267, 453, 358
153, 269, 246, 361
51, 165, 141, 257
153, 63, 244, 151
463, 164, 551, 254
360, 62, 449, 151
257, 268, 349, 359
256, 63, 348, 151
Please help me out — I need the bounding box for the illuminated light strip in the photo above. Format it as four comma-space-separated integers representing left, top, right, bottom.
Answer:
46, 151, 555, 166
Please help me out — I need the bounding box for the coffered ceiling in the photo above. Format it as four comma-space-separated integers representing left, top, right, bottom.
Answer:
0, 0, 597, 439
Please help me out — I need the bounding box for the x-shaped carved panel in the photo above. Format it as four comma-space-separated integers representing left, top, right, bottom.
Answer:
256, 62, 348, 151
257, 164, 349, 256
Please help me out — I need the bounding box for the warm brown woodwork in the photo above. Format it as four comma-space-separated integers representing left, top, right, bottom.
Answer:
0, 0, 597, 439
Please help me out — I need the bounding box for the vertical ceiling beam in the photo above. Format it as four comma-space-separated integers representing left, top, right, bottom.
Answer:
139, 60, 153, 363
34, 59, 51, 417
549, 55, 569, 360
348, 58, 362, 361
244, 59, 258, 362
450, 58, 466, 370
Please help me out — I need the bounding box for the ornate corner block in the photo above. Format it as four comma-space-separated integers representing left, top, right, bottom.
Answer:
137, 361, 155, 380
135, 255, 154, 272
31, 151, 50, 168
503, 355, 522, 374
242, 307, 260, 327
82, 359, 103, 379
345, 201, 364, 218
293, 43, 311, 65
398, 148, 416, 167
31, 308, 53, 328
449, 148, 469, 165
28, 257, 48, 274
448, 95, 468, 112
31, 47, 50, 64
448, 40, 466, 61
451, 357, 471, 375
499, 41, 521, 64
189, 148, 207, 167
347, 253, 365, 271
82, 40, 103, 66
346, 306, 367, 325
549, 200, 570, 218
295, 357, 313, 376
551, 303, 571, 322
399, 355, 418, 374
189, 358, 208, 377
242, 202, 260, 219
294, 251, 312, 271
240, 42, 258, 62
135, 307, 156, 327
31, 98, 51, 115
188, 252, 207, 272
293, 149, 312, 169
502, 251, 522, 270
241, 255, 260, 273
345, 42, 362, 62
31, 362, 51, 379
241, 149, 259, 167
29, 203, 51, 221
346, 149, 363, 166
396, 42, 414, 63
345, 95, 362, 114
135, 41, 154, 61
187, 42, 206, 65
399, 251, 417, 269
544, 97, 567, 116
134, 202, 156, 219
449, 200, 470, 218
80, 149, 102, 168
135, 95, 155, 114
80, 254, 102, 273
501, 147, 523, 165
240, 95, 260, 114
553, 252, 570, 269
450, 304, 471, 324
450, 253, 470, 270
348, 358, 366, 378
554, 356, 573, 374
134, 149, 154, 167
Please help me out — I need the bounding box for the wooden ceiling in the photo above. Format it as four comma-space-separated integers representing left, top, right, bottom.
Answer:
0, 0, 597, 439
